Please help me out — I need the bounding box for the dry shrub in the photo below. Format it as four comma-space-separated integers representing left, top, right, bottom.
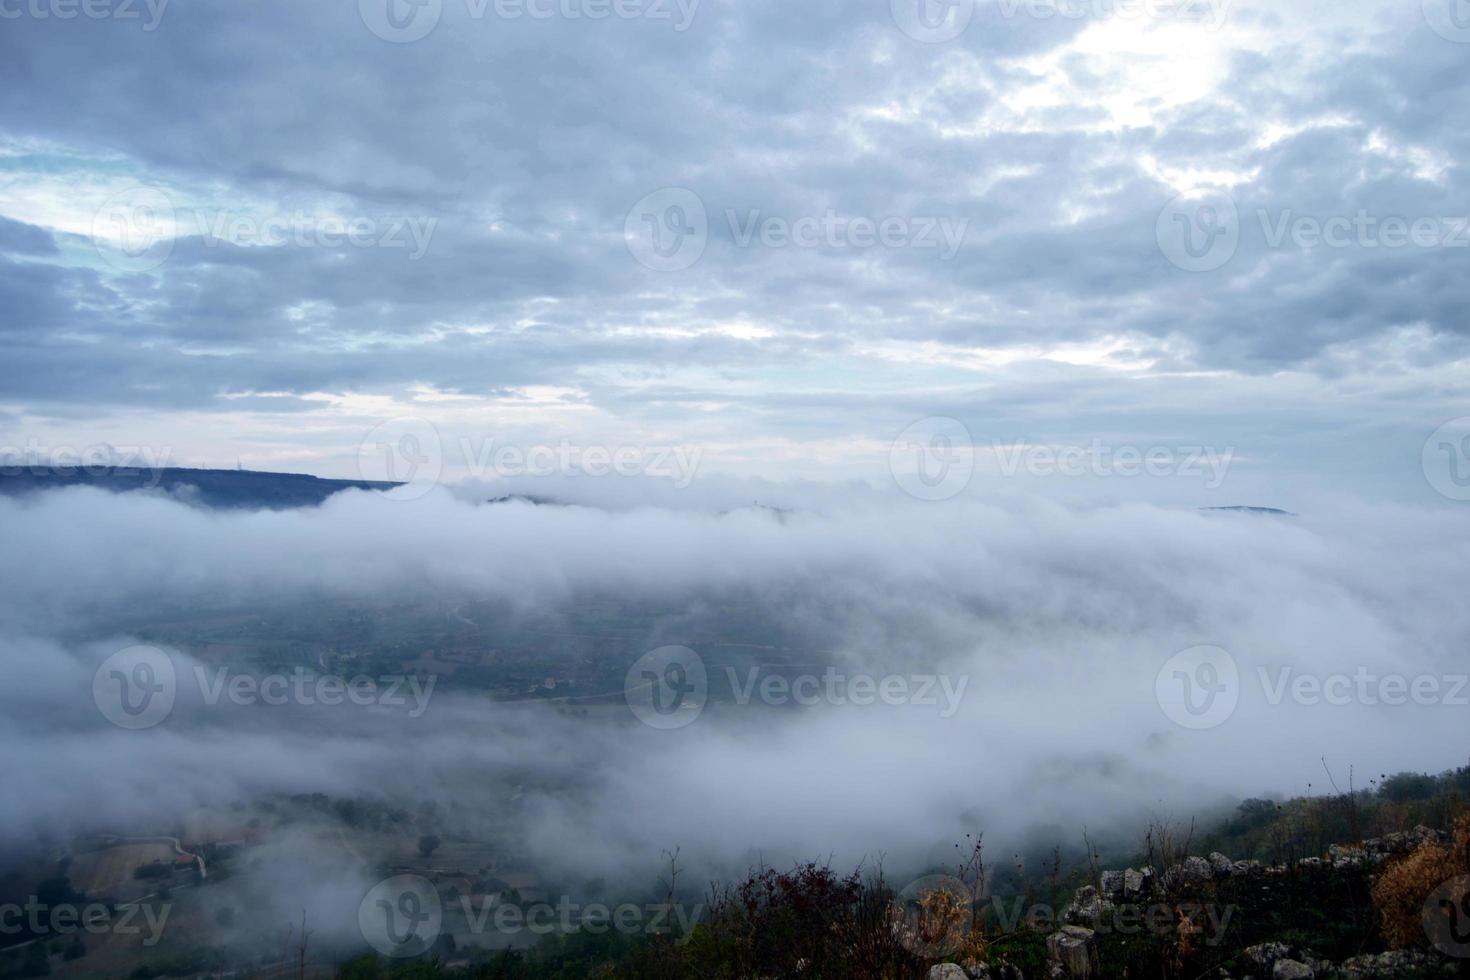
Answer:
1170, 905, 1203, 972
1372, 815, 1470, 948
704, 861, 920, 979
905, 885, 986, 966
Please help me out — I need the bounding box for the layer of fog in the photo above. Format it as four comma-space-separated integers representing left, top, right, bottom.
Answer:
2, 483, 1467, 913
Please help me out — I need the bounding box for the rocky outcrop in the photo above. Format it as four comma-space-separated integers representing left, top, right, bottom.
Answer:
1273, 961, 1315, 979
1321, 826, 1449, 870
1331, 949, 1459, 977
1045, 925, 1099, 979
1061, 885, 1108, 928
1164, 855, 1215, 889
963, 964, 1023, 980
926, 964, 968, 980
1203, 938, 1458, 978
1234, 940, 1340, 980
1213, 947, 1464, 979
1093, 865, 1157, 903
975, 832, 1461, 980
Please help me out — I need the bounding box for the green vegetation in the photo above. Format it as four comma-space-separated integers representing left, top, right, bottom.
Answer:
1198, 764, 1470, 863
318, 766, 1470, 980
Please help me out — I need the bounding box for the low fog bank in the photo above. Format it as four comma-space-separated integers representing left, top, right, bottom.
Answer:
1, 484, 1467, 891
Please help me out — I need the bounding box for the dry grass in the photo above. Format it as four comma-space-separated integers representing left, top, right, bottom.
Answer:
902, 884, 987, 965
1371, 814, 1470, 948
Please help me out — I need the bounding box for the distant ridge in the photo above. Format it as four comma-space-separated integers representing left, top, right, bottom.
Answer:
1199, 505, 1297, 516
485, 493, 564, 507
0, 466, 399, 510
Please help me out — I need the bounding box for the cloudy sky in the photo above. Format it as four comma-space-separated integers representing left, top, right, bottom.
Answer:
2, 0, 1468, 507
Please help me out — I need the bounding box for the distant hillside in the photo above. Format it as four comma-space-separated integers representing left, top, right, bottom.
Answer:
0, 466, 399, 510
